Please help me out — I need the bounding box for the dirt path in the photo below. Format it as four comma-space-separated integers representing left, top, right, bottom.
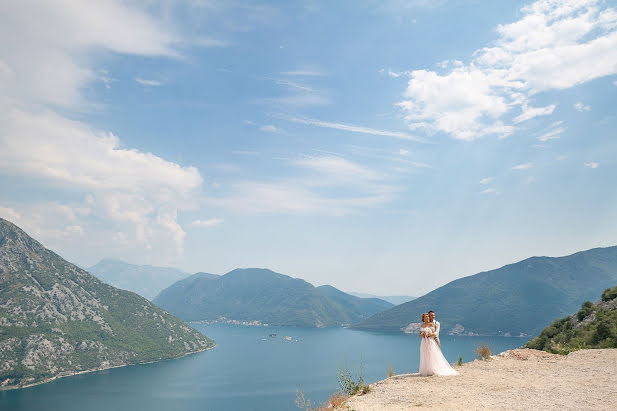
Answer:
345, 349, 617, 410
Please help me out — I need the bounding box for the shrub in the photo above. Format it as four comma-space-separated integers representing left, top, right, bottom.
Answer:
577, 301, 594, 321
326, 392, 348, 409
457, 356, 463, 366
337, 360, 370, 396
595, 318, 617, 341
295, 390, 313, 411
601, 286, 617, 302
475, 344, 492, 360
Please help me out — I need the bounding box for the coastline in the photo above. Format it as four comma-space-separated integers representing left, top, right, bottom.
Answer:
1, 342, 216, 391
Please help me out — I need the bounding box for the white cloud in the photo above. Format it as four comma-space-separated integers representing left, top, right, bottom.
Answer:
293, 155, 382, 182
0, 0, 206, 264
260, 124, 282, 133
399, 149, 410, 156
585, 161, 599, 168
513, 104, 556, 123
396, 0, 617, 140
206, 181, 395, 217
512, 163, 534, 170
481, 188, 498, 194
192, 218, 224, 227
0, 1, 179, 110
289, 117, 426, 142
479, 177, 494, 185
204, 154, 398, 217
0, 206, 21, 221
280, 67, 324, 76
538, 126, 566, 141
574, 102, 591, 112
136, 77, 162, 86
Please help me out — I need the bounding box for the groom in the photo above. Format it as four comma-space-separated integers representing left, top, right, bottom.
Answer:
428, 310, 440, 346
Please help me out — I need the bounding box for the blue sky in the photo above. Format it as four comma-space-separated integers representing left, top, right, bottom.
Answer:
1, 0, 616, 295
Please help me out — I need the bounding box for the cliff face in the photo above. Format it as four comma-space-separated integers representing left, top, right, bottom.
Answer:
0, 218, 214, 388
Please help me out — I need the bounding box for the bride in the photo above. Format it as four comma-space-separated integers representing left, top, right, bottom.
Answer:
419, 313, 458, 376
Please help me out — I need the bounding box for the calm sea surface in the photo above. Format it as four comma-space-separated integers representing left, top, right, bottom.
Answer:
1, 325, 528, 411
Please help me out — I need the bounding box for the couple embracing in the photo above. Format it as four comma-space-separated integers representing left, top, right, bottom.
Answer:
418, 311, 458, 377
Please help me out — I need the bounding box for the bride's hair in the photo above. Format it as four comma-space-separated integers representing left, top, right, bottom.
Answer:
421, 313, 429, 322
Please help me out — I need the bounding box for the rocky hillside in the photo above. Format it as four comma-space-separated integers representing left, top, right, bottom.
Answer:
154, 268, 393, 327
526, 286, 617, 354
353, 246, 617, 336
0, 218, 214, 389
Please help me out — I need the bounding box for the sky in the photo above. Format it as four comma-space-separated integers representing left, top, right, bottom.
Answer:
1, 0, 616, 296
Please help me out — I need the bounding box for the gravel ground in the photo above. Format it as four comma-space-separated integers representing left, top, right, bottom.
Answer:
345, 348, 617, 410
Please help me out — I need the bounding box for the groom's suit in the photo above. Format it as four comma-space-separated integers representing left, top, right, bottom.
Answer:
432, 320, 441, 347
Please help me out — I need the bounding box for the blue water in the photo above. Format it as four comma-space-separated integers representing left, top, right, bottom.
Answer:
1, 325, 528, 410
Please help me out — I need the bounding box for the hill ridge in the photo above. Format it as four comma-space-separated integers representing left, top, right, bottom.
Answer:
154, 267, 393, 327
352, 245, 617, 336
0, 218, 214, 389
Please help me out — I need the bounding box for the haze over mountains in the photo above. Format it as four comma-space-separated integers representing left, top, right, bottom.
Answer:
347, 292, 417, 306
353, 246, 617, 336
88, 259, 197, 300
0, 219, 214, 389
154, 268, 393, 327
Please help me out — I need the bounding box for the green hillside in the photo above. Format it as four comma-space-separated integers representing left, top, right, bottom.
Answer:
0, 218, 214, 389
526, 286, 617, 354
352, 246, 617, 336
153, 268, 393, 327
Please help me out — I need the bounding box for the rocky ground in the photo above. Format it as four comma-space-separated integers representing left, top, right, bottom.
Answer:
345, 348, 617, 410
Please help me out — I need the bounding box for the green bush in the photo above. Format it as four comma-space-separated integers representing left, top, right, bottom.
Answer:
337, 360, 369, 396
601, 286, 617, 302
526, 289, 617, 353
577, 301, 594, 321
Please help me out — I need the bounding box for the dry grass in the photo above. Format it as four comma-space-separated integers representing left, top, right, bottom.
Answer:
475, 344, 492, 360
297, 390, 351, 411
387, 364, 395, 378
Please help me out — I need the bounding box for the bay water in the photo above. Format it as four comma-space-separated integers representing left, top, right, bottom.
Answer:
1, 325, 527, 410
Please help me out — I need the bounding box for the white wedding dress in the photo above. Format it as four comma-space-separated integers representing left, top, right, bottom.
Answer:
419, 325, 458, 376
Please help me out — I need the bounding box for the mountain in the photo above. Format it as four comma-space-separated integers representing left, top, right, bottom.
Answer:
0, 218, 214, 389
347, 292, 416, 305
352, 246, 617, 336
88, 259, 203, 300
153, 268, 393, 327
526, 286, 617, 354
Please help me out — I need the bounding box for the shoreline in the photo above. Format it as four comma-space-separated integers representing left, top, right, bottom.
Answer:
1, 342, 216, 391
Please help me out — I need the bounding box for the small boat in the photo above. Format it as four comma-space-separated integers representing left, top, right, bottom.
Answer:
269, 333, 277, 338
284, 336, 292, 341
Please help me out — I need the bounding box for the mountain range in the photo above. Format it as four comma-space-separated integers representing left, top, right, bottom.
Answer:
352, 246, 617, 336
153, 268, 393, 327
0, 218, 214, 389
88, 259, 201, 300
347, 292, 416, 305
